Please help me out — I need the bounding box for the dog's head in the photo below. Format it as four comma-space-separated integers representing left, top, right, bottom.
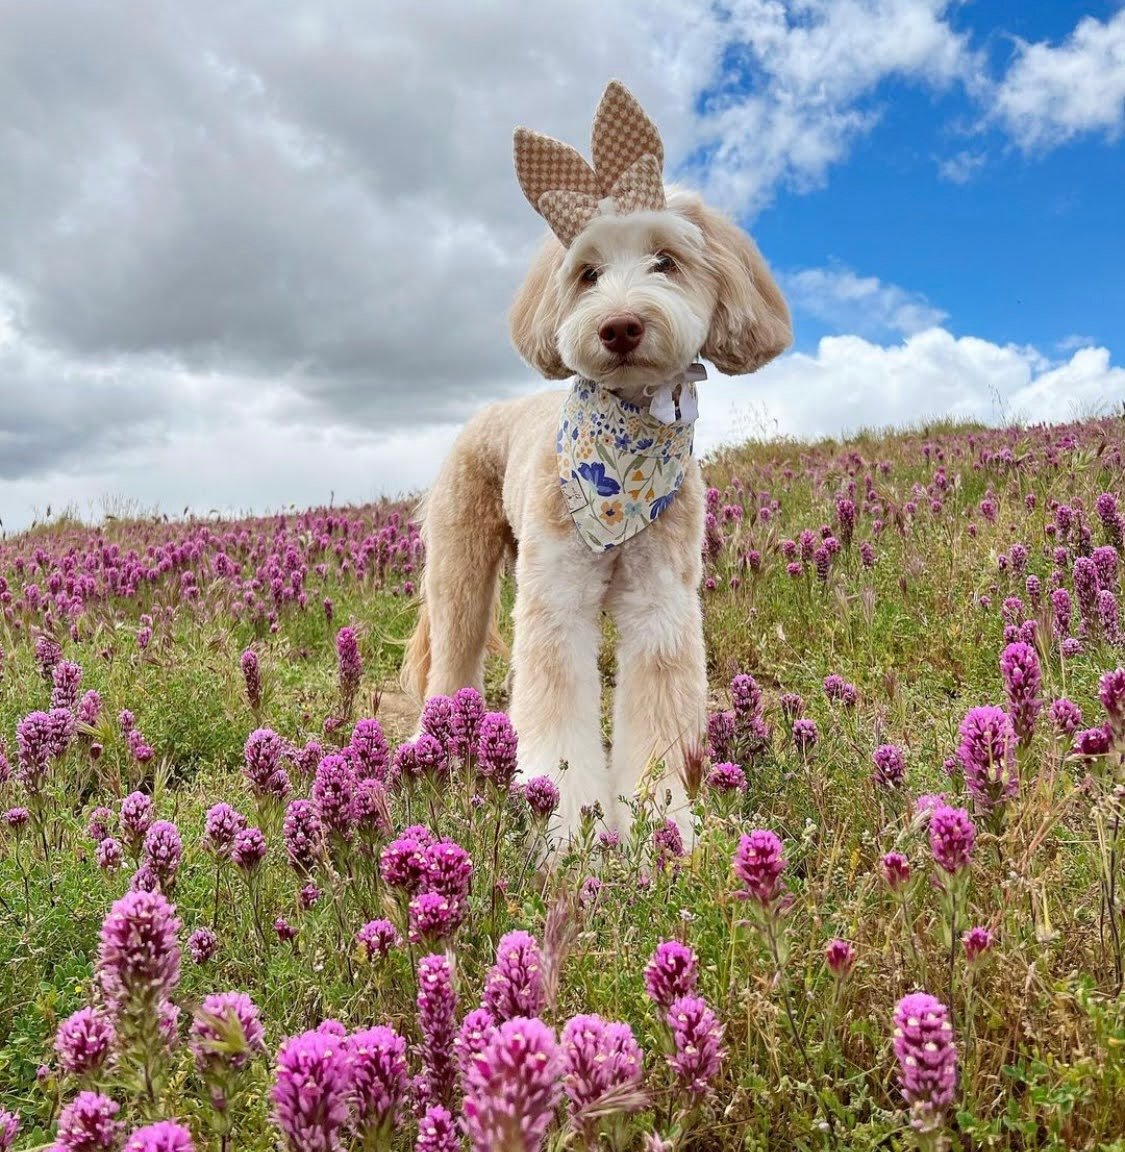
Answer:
510, 83, 791, 403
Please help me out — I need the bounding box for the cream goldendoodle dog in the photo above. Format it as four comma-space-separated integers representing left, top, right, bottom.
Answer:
403, 81, 791, 841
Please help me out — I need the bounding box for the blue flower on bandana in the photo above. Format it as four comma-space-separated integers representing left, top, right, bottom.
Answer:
635, 437, 654, 451
649, 492, 678, 519
575, 461, 621, 497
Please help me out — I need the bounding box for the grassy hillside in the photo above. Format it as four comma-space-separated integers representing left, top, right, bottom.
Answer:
1, 415, 1124, 1151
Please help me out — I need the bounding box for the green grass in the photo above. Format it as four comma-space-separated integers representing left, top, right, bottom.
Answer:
2, 416, 1125, 1150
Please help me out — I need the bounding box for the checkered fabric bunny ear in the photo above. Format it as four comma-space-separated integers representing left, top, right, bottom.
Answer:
591, 80, 664, 192
513, 80, 666, 247
513, 129, 603, 246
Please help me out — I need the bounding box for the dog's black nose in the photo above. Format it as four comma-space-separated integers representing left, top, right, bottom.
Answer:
598, 313, 645, 355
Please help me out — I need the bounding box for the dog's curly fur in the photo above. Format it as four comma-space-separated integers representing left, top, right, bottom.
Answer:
402, 188, 791, 842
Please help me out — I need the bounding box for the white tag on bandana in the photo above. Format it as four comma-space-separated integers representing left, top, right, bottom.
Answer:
556, 366, 704, 553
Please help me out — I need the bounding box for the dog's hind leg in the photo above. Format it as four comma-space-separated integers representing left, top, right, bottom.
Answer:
402, 428, 512, 706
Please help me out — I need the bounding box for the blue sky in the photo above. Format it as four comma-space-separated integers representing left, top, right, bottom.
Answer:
743, 2, 1124, 358
1, 0, 1123, 528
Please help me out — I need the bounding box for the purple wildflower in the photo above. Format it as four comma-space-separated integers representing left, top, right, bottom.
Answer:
231, 827, 268, 873
190, 992, 266, 1076
420, 696, 456, 753
417, 954, 459, 1109
792, 718, 819, 754
665, 996, 724, 1100
872, 744, 906, 789
348, 718, 390, 782
730, 673, 762, 719
462, 1017, 561, 1152
244, 729, 287, 796
456, 1009, 497, 1082
142, 821, 183, 890
423, 840, 474, 903
477, 712, 519, 788
1049, 698, 1083, 735
881, 852, 912, 892
347, 1026, 408, 1145
56, 1092, 121, 1152
119, 792, 154, 854
271, 1028, 352, 1152
451, 687, 486, 762
825, 939, 856, 979
122, 1121, 196, 1152
380, 833, 430, 893
96, 837, 124, 873
999, 643, 1042, 743
312, 754, 357, 841
643, 941, 698, 1009
86, 806, 114, 844
415, 1105, 458, 1152
483, 931, 545, 1023
1099, 667, 1125, 743
203, 803, 247, 859
96, 888, 182, 1015
335, 626, 363, 714
892, 993, 957, 1131
51, 659, 83, 712
55, 1008, 116, 1078
962, 926, 993, 966
733, 830, 787, 907
0, 1111, 18, 1152
929, 806, 976, 875
356, 919, 400, 961
706, 761, 747, 793
188, 928, 218, 966
560, 1014, 644, 1119
957, 706, 1018, 810
1074, 726, 1111, 757
707, 711, 736, 762
652, 820, 684, 873
282, 800, 325, 874
240, 650, 262, 713
408, 892, 464, 945
3, 807, 29, 832
523, 776, 560, 820
351, 778, 392, 842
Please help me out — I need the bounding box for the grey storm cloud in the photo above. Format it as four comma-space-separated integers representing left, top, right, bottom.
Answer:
0, 0, 708, 433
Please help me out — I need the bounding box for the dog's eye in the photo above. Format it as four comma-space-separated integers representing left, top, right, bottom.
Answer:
652, 253, 676, 274
580, 266, 599, 285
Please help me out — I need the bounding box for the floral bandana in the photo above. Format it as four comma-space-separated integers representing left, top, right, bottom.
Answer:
557, 364, 706, 553
514, 80, 666, 247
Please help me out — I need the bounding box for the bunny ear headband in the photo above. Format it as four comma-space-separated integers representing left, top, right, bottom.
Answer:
513, 80, 665, 247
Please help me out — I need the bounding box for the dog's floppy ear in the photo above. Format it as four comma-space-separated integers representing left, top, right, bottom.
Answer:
509, 234, 571, 380
680, 196, 792, 375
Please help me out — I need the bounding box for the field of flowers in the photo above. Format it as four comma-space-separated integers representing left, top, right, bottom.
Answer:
2, 415, 1125, 1152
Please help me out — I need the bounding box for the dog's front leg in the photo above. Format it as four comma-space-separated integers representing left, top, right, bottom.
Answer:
606, 551, 708, 848
508, 534, 613, 843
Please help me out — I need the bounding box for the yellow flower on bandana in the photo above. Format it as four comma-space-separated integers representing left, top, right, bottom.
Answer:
601, 499, 623, 523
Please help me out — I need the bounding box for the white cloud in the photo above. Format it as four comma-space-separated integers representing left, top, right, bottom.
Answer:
694, 328, 1125, 451
784, 266, 948, 338
994, 9, 1125, 149
937, 148, 987, 183
693, 0, 980, 209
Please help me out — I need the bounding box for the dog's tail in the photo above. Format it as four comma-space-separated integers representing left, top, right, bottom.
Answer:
400, 416, 513, 708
